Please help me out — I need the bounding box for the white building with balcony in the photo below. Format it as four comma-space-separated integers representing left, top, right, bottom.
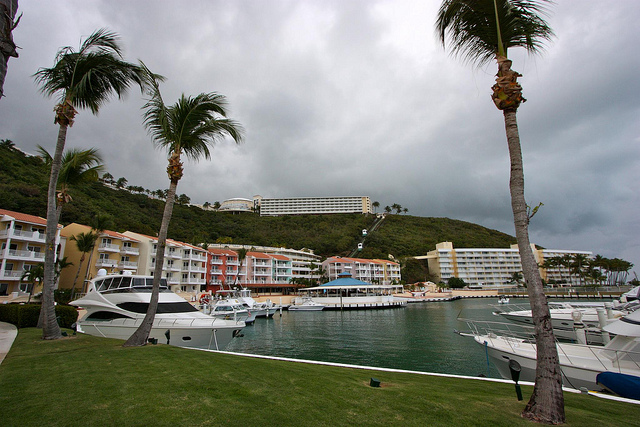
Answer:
60, 224, 140, 292
122, 231, 208, 293
322, 256, 401, 286
1, 209, 66, 299
420, 241, 593, 287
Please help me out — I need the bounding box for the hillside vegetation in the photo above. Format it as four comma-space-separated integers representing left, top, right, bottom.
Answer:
0, 143, 516, 261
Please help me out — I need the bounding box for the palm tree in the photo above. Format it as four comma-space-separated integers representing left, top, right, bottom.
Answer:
0, 0, 19, 98
436, 1, 563, 423
37, 146, 105, 220
81, 213, 113, 292
69, 231, 98, 297
123, 68, 243, 347
372, 201, 380, 213
20, 264, 44, 304
233, 247, 249, 288
33, 28, 146, 340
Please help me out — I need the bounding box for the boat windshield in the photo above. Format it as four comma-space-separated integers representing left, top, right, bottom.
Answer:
95, 276, 170, 293
116, 301, 199, 314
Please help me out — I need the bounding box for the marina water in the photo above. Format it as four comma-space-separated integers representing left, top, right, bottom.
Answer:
226, 298, 504, 378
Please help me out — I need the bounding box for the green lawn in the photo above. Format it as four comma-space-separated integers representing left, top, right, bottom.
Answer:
1, 328, 638, 426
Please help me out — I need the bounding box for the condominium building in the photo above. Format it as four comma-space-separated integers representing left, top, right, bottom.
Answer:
122, 232, 208, 293
322, 256, 401, 285
257, 196, 372, 216
60, 224, 141, 291
0, 209, 66, 298
421, 241, 593, 287
207, 244, 322, 284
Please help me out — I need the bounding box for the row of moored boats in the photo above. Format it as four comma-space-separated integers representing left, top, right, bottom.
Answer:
458, 286, 640, 400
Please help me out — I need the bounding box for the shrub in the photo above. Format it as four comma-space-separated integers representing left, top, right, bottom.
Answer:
0, 304, 78, 329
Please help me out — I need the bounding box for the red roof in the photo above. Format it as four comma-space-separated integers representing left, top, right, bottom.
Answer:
0, 208, 60, 228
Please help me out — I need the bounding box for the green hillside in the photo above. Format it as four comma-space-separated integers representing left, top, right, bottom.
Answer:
0, 142, 516, 263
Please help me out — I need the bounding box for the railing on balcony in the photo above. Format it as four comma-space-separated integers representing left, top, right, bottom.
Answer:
2, 270, 24, 278
120, 247, 140, 255
118, 261, 138, 269
98, 243, 120, 252
0, 229, 47, 241
6, 249, 45, 260
95, 259, 118, 268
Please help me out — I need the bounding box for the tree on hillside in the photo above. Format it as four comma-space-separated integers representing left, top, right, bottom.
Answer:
123, 66, 243, 347
0, 0, 19, 98
116, 177, 128, 189
33, 28, 147, 340
101, 172, 114, 184
436, 1, 563, 422
372, 201, 380, 213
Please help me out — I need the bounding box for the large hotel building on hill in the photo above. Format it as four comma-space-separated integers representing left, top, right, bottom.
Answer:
257, 196, 372, 216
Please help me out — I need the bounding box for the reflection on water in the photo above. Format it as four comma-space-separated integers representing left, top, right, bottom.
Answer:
225, 298, 503, 378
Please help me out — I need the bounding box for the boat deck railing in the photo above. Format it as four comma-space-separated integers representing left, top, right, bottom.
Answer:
459, 318, 640, 374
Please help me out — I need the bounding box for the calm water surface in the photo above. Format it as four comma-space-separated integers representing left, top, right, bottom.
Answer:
225, 298, 504, 378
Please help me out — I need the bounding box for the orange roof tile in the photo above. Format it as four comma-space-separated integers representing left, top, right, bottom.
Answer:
0, 208, 60, 228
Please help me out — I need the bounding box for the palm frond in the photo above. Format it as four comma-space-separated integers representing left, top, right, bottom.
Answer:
33, 28, 147, 113
436, 0, 554, 66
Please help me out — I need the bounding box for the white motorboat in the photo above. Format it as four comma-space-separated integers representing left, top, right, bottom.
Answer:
209, 297, 255, 325
288, 298, 325, 311
234, 288, 279, 318
494, 301, 634, 344
498, 296, 509, 304
462, 309, 640, 391
70, 270, 244, 350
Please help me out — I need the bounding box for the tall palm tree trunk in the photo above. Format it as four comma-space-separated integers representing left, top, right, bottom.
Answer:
504, 109, 564, 423
42, 123, 68, 340
70, 254, 86, 297
123, 178, 178, 347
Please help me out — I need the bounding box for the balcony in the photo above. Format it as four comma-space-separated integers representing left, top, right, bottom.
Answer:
118, 260, 138, 270
2, 269, 24, 279
95, 259, 118, 268
0, 229, 46, 242
98, 243, 120, 253
6, 249, 45, 261
210, 258, 223, 265
120, 246, 139, 256
184, 252, 207, 262
165, 250, 181, 259
186, 265, 206, 273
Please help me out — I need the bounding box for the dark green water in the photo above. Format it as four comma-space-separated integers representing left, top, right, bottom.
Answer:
225, 298, 503, 378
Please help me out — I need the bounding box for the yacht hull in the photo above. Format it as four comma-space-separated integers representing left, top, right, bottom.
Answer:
76, 318, 241, 350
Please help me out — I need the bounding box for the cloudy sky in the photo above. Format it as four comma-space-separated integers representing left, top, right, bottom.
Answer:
1, 1, 638, 275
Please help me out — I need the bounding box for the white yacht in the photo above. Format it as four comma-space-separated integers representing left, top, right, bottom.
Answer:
288, 297, 325, 311
462, 309, 640, 391
494, 301, 636, 344
70, 270, 245, 350
233, 289, 279, 318
209, 297, 255, 325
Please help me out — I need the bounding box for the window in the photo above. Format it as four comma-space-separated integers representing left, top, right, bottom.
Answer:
0, 283, 8, 296
102, 238, 112, 245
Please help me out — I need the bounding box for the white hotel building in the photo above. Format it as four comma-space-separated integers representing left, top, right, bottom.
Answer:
422, 241, 593, 287
257, 196, 372, 216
